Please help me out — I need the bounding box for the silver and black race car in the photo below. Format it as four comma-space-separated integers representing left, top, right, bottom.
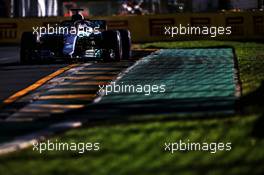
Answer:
20, 9, 131, 63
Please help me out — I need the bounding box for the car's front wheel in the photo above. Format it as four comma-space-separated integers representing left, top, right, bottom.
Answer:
20, 32, 37, 64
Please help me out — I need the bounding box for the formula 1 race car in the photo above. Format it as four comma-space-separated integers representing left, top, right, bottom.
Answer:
20, 9, 131, 63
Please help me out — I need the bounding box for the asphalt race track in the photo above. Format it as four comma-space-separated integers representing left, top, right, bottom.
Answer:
0, 47, 67, 102
0, 46, 139, 146
0, 47, 19, 64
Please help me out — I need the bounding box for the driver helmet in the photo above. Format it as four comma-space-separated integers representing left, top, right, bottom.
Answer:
72, 13, 84, 22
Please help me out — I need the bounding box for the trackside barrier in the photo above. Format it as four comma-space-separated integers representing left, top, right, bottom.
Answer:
0, 12, 263, 44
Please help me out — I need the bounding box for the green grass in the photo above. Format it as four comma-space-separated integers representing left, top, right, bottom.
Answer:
1, 41, 264, 175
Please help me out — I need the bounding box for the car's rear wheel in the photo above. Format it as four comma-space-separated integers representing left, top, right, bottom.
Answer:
118, 29, 131, 60
20, 32, 37, 64
102, 30, 122, 62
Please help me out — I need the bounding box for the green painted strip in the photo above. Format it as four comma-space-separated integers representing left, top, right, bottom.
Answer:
99, 48, 237, 113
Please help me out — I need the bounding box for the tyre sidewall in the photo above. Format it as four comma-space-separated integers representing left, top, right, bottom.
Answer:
118, 29, 131, 60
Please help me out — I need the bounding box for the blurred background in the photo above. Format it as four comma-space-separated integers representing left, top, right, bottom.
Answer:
0, 0, 263, 18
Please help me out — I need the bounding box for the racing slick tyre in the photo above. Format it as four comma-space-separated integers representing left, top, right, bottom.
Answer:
118, 29, 131, 60
102, 30, 122, 62
20, 32, 37, 64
